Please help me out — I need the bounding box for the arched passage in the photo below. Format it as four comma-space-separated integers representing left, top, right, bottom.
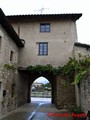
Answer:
17, 70, 76, 109
18, 70, 57, 106
31, 76, 52, 103
27, 72, 57, 104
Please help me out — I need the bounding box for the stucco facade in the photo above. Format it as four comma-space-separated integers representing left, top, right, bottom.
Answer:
10, 19, 78, 67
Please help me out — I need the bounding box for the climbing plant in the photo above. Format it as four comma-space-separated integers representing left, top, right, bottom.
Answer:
4, 64, 16, 71
60, 56, 90, 85
27, 64, 59, 75
27, 55, 90, 85
72, 55, 90, 84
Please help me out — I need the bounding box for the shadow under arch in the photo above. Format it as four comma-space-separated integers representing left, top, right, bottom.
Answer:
31, 76, 52, 103
27, 72, 57, 104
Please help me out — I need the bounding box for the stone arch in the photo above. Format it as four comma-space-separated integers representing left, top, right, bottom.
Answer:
27, 72, 57, 104
30, 76, 52, 102
18, 70, 75, 109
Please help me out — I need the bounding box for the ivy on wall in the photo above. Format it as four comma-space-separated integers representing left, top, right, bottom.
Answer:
27, 64, 60, 75
27, 55, 90, 85
3, 55, 90, 85
4, 64, 16, 71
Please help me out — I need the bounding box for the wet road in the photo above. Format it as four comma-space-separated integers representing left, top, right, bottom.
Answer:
0, 98, 72, 120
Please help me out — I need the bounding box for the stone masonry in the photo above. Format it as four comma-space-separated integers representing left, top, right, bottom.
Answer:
0, 9, 24, 116
0, 25, 19, 115
77, 74, 90, 113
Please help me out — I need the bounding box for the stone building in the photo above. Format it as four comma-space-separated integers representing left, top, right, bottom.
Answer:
0, 8, 90, 116
0, 9, 24, 115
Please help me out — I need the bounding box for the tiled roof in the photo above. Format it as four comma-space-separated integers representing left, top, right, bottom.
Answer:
7, 13, 82, 16
75, 42, 90, 48
7, 13, 82, 22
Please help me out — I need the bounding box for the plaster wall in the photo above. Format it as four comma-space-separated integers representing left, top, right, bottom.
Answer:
11, 20, 77, 67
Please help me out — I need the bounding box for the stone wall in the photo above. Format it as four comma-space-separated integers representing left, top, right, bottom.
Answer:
0, 69, 18, 115
16, 72, 29, 107
0, 26, 19, 116
78, 74, 90, 113
0, 26, 19, 65
74, 45, 90, 113
56, 75, 75, 109
74, 45, 90, 59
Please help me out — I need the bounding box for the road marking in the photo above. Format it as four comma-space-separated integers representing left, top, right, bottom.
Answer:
28, 103, 44, 120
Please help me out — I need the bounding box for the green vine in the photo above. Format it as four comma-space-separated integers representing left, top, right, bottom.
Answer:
4, 64, 16, 71
27, 55, 90, 85
27, 64, 60, 75
60, 56, 90, 85
72, 56, 90, 84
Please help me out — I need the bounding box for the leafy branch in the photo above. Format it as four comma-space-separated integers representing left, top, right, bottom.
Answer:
27, 56, 90, 85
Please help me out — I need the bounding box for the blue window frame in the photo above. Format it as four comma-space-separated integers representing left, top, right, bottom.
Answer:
40, 23, 50, 32
39, 42, 48, 55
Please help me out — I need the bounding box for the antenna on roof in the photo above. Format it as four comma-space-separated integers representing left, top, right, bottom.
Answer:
34, 7, 49, 14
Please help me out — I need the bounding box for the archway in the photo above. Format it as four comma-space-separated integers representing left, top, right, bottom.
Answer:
26, 72, 57, 104
31, 76, 52, 103
18, 70, 57, 105
18, 69, 76, 108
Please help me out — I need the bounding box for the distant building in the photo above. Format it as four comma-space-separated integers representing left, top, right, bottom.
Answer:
32, 82, 43, 87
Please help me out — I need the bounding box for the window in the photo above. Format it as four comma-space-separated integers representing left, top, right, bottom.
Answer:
0, 36, 2, 51
38, 42, 48, 55
10, 51, 14, 62
3, 90, 6, 97
0, 82, 2, 91
40, 23, 50, 32
11, 84, 15, 97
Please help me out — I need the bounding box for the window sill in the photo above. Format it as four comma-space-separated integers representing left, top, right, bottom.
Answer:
40, 31, 50, 33
38, 54, 48, 56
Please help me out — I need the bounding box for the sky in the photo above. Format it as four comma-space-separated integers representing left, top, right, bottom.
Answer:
0, 0, 90, 45
34, 77, 49, 84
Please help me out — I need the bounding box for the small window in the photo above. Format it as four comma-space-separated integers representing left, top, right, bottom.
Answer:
3, 90, 6, 97
0, 82, 2, 91
40, 23, 50, 32
10, 51, 14, 62
38, 42, 48, 55
11, 84, 15, 97
0, 36, 2, 51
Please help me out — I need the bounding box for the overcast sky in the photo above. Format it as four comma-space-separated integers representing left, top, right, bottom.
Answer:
34, 77, 49, 84
0, 0, 90, 45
